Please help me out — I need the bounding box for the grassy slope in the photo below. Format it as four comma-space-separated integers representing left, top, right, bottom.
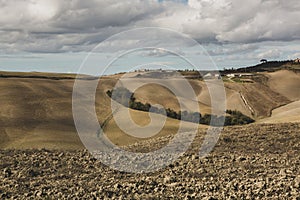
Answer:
259, 100, 300, 123
0, 74, 206, 149
0, 69, 299, 149
258, 70, 300, 123
266, 70, 300, 101
0, 77, 82, 149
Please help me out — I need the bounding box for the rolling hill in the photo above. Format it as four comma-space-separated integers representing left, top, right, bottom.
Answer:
0, 69, 299, 149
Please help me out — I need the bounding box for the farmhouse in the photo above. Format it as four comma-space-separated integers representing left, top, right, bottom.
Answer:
294, 58, 300, 63
239, 73, 254, 78
215, 74, 221, 79
226, 74, 235, 78
203, 73, 221, 79
203, 73, 212, 79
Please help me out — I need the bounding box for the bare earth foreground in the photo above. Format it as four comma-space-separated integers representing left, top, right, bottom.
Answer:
1, 123, 300, 199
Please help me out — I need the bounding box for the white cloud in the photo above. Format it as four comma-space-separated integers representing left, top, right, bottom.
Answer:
257, 49, 281, 60
207, 44, 259, 56
289, 52, 300, 59
215, 0, 300, 43
141, 48, 185, 57
0, 0, 299, 54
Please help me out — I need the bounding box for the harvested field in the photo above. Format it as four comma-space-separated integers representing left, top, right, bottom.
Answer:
1, 123, 300, 199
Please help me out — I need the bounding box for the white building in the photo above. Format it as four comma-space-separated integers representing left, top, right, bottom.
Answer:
239, 73, 254, 77
215, 74, 221, 79
203, 73, 212, 79
294, 58, 300, 63
226, 74, 235, 78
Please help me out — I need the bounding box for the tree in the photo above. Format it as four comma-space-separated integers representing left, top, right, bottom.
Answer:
260, 59, 268, 63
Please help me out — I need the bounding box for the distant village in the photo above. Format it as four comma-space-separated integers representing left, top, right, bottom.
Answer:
132, 58, 300, 80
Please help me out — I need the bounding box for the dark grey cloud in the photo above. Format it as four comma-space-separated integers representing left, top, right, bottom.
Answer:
52, 1, 163, 31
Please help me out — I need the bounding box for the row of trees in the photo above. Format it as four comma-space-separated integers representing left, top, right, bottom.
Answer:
225, 110, 255, 125
107, 87, 254, 126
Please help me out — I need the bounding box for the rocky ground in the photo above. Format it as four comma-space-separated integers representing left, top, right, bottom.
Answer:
1, 123, 300, 199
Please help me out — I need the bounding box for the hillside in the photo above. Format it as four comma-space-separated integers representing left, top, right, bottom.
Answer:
259, 100, 300, 123
0, 77, 82, 149
130, 70, 295, 119
224, 60, 300, 73
266, 70, 300, 101
0, 69, 299, 149
0, 74, 203, 149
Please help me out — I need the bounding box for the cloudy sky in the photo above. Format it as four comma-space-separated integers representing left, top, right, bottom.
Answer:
0, 0, 300, 74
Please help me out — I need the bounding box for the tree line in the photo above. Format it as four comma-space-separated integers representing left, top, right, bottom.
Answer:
107, 87, 254, 126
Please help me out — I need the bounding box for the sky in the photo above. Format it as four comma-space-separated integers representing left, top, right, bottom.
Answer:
0, 0, 300, 74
